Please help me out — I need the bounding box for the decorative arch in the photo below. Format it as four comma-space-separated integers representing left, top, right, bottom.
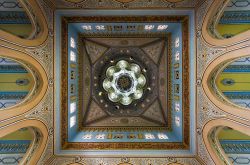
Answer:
201, 0, 250, 47
0, 57, 35, 110
0, 47, 48, 121
202, 46, 250, 120
0, 0, 48, 47
0, 119, 48, 165
203, 118, 250, 165
214, 56, 250, 109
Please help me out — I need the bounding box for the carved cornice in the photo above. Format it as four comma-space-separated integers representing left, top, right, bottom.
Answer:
52, 156, 200, 165
64, 16, 188, 23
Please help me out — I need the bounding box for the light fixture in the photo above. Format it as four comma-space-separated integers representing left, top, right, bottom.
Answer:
102, 60, 146, 105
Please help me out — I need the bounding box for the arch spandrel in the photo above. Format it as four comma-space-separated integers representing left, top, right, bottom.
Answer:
0, 47, 48, 121
0, 0, 48, 47
202, 46, 250, 120
203, 119, 250, 165
0, 119, 48, 165
202, 0, 250, 47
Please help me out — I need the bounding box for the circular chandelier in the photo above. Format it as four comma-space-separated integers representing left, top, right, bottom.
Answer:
102, 60, 146, 105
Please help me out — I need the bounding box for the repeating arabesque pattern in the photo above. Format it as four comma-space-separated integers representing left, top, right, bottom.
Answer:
0, 0, 249, 164
55, 0, 198, 9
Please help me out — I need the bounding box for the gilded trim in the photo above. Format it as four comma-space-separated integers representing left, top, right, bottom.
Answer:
60, 16, 190, 150
61, 17, 69, 147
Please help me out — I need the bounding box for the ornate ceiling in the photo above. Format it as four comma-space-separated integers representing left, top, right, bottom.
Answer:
0, 0, 250, 165
55, 0, 201, 9
59, 16, 192, 151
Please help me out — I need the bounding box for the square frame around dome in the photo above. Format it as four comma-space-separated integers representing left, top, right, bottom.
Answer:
78, 37, 171, 129
55, 10, 195, 154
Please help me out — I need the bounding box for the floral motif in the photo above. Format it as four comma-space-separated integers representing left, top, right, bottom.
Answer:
103, 60, 146, 105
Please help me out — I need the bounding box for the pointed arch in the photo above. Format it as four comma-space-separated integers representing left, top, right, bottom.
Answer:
0, 57, 35, 110
203, 118, 250, 165
215, 56, 250, 109
0, 0, 48, 47
202, 0, 250, 47
0, 119, 48, 165
0, 47, 48, 121
0, 0, 32, 39
202, 46, 250, 120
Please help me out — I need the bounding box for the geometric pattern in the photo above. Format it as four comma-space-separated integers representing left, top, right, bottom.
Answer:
60, 15, 190, 151
81, 38, 169, 128
84, 100, 107, 125
84, 40, 108, 64
2, 0, 250, 164
142, 100, 167, 125
142, 40, 164, 64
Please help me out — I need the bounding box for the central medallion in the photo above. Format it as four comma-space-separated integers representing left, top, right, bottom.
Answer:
116, 74, 133, 92
92, 47, 158, 116
103, 60, 146, 105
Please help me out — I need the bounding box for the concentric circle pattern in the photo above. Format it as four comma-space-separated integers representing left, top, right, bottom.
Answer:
103, 60, 146, 105
92, 47, 158, 116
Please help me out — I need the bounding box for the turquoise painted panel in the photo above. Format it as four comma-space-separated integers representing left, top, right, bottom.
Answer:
218, 57, 250, 109
0, 140, 31, 154
0, 11, 31, 24
220, 140, 250, 154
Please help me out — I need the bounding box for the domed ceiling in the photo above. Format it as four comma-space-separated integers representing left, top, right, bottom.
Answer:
81, 39, 166, 125
0, 0, 250, 165
58, 15, 194, 151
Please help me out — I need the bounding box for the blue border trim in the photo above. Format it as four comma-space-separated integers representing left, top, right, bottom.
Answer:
55, 9, 195, 156
219, 11, 250, 24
